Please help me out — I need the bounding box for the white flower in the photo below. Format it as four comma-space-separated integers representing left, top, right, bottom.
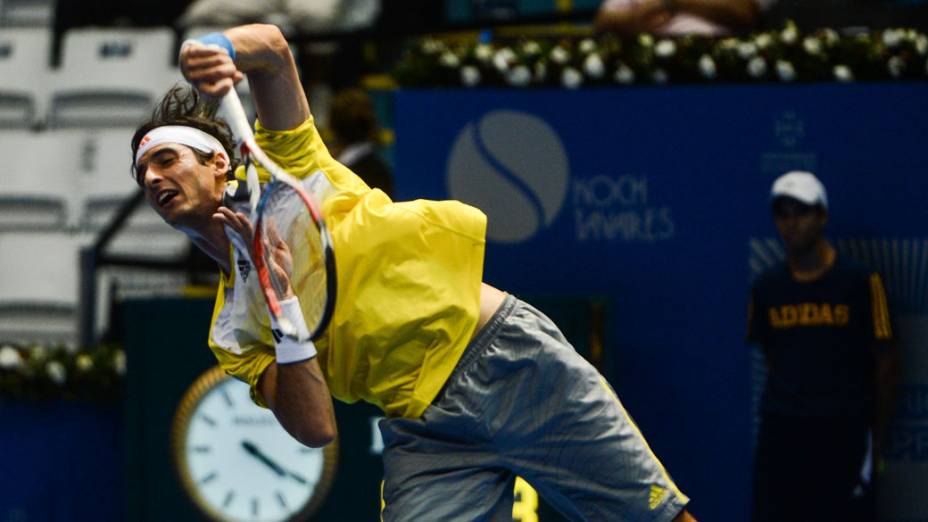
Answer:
833, 64, 853, 82
440, 52, 460, 68
916, 35, 928, 56
578, 38, 596, 55
522, 41, 542, 56
46, 360, 66, 385
506, 65, 532, 87
776, 60, 796, 82
821, 29, 840, 47
652, 68, 669, 84
737, 42, 758, 59
747, 56, 767, 78
883, 30, 903, 49
754, 34, 773, 50
781, 24, 799, 45
888, 56, 905, 78
614, 63, 635, 84
0, 346, 23, 370
583, 53, 605, 79
550, 46, 569, 64
76, 353, 94, 372
638, 34, 654, 48
699, 54, 717, 79
474, 44, 493, 63
655, 39, 677, 58
561, 67, 583, 89
493, 48, 516, 72
30, 344, 48, 361
421, 39, 444, 55
113, 350, 126, 376
803, 37, 822, 55
461, 65, 481, 87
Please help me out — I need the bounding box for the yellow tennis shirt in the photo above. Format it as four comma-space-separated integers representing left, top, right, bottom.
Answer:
207, 117, 487, 418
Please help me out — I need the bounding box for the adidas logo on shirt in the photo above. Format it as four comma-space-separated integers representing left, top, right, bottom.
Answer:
237, 259, 251, 283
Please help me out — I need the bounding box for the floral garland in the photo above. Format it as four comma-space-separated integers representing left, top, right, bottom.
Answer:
0, 342, 125, 402
392, 22, 928, 88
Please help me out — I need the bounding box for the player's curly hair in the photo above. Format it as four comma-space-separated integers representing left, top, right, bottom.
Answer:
130, 84, 239, 185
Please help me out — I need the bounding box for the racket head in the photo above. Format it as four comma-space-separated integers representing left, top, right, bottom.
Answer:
253, 176, 336, 340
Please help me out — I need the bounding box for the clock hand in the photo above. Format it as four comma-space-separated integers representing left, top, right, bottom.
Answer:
285, 470, 308, 485
241, 440, 285, 477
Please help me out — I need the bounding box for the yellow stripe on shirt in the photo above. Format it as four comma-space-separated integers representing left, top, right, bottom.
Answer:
598, 376, 689, 506
869, 273, 893, 340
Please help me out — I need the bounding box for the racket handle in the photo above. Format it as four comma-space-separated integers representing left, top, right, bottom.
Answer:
220, 89, 262, 212
220, 89, 254, 143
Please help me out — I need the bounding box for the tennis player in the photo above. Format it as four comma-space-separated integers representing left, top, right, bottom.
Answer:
132, 24, 696, 521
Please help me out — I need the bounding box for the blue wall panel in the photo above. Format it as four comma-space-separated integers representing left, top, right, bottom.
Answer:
393, 83, 928, 521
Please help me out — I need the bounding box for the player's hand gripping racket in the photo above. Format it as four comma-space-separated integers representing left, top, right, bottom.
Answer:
220, 89, 336, 342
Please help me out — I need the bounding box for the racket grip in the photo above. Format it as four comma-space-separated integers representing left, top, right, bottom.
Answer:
220, 90, 254, 143
220, 89, 261, 211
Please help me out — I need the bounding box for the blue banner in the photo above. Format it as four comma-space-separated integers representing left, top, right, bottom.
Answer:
394, 84, 928, 521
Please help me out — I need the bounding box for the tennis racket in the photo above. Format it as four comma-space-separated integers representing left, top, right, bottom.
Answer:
220, 89, 336, 341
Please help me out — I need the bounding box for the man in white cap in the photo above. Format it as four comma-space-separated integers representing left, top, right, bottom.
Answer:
747, 171, 899, 522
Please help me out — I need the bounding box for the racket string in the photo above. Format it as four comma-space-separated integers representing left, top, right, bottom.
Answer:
258, 182, 328, 334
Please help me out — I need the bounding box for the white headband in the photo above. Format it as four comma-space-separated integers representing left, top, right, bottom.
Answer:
135, 125, 229, 169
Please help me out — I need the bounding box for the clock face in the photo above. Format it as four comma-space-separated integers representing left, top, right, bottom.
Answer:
174, 369, 337, 522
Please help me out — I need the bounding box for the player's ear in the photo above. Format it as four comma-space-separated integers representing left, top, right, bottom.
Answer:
211, 151, 230, 180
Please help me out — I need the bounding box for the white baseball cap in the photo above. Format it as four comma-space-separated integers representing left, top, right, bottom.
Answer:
771, 171, 828, 209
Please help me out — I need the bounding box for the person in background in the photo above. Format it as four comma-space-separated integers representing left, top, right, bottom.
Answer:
747, 171, 899, 522
328, 87, 394, 198
594, 0, 774, 36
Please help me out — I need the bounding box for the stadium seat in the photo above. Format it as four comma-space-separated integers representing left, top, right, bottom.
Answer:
48, 28, 178, 128
0, 231, 80, 344
0, 0, 54, 27
0, 130, 82, 230
0, 28, 52, 127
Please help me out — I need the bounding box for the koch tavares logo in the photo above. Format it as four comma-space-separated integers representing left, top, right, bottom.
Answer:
447, 110, 569, 243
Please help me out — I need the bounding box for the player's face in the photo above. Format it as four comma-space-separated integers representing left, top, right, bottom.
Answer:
138, 144, 225, 229
772, 198, 827, 254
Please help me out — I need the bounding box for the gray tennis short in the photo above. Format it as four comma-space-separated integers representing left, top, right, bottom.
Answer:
379, 295, 689, 522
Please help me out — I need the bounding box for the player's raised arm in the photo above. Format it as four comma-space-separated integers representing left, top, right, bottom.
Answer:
180, 23, 310, 131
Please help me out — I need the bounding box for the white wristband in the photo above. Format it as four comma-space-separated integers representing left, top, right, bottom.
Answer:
269, 297, 317, 364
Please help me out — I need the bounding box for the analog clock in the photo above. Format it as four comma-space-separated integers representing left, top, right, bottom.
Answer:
172, 366, 338, 522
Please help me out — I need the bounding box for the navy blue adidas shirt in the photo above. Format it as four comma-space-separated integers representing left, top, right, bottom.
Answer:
748, 254, 894, 418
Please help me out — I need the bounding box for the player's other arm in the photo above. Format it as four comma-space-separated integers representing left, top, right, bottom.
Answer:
180, 23, 310, 131
260, 359, 337, 448
216, 210, 336, 449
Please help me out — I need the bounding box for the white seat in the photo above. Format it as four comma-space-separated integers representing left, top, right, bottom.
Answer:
0, 130, 82, 230
67, 127, 137, 230
0, 231, 80, 344
0, 28, 51, 127
49, 28, 178, 128
0, 0, 54, 27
